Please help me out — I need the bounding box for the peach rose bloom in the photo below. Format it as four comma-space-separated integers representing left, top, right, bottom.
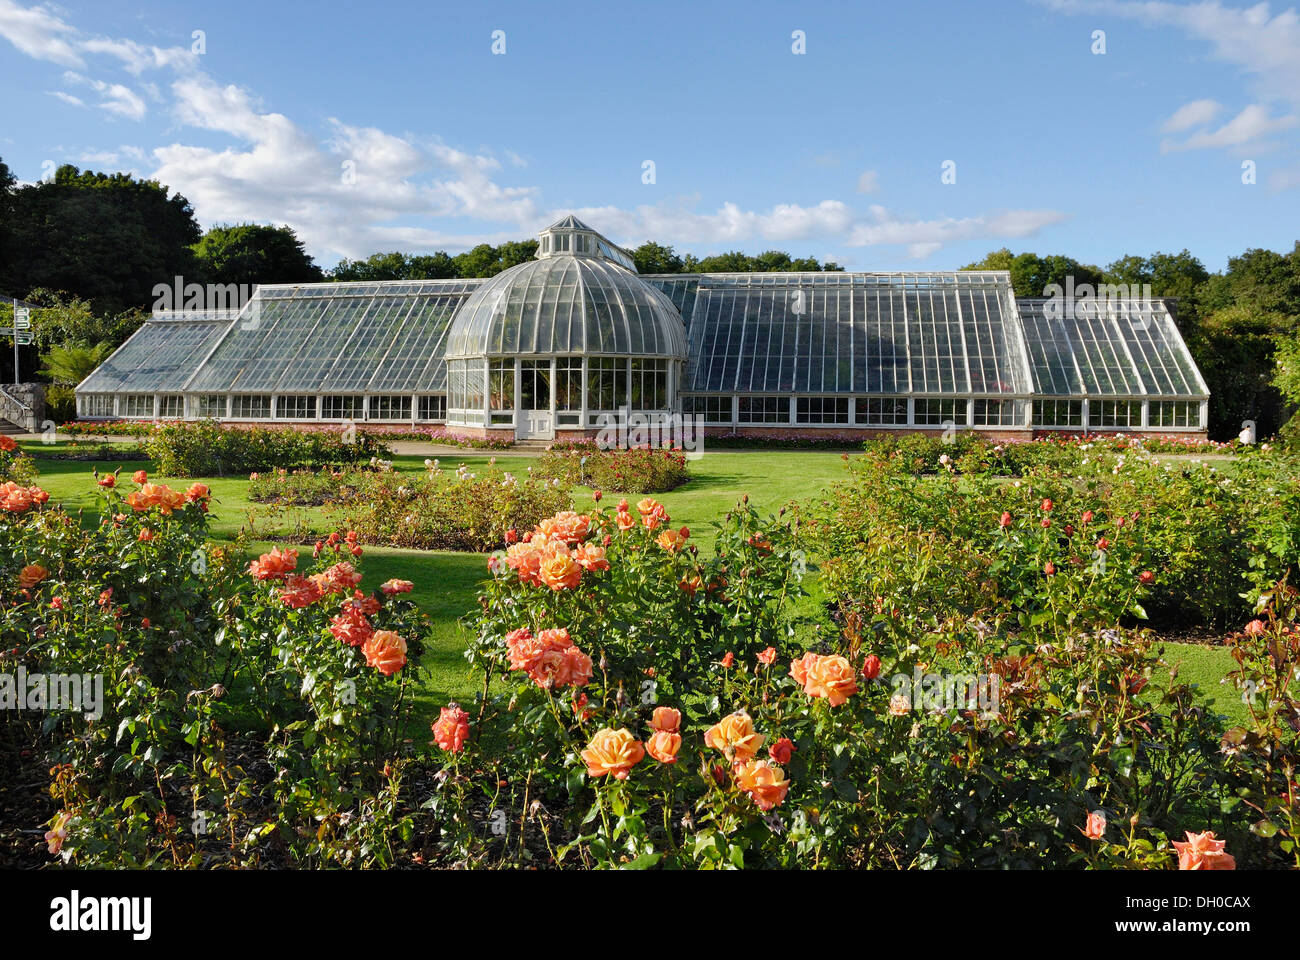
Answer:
651, 706, 681, 733
539, 549, 582, 591
704, 710, 764, 761
615, 510, 637, 532
804, 654, 858, 706
789, 651, 819, 687
888, 694, 911, 716
734, 759, 790, 811
757, 647, 777, 666
380, 578, 414, 595
581, 727, 645, 779
329, 606, 372, 647
362, 630, 408, 676
248, 546, 298, 580
1172, 831, 1236, 870
505, 541, 544, 586
184, 482, 210, 502
656, 527, 688, 552
636, 498, 660, 517
432, 704, 470, 753
573, 542, 609, 572
646, 730, 682, 764
19, 563, 48, 589
1081, 810, 1106, 841
537, 511, 591, 546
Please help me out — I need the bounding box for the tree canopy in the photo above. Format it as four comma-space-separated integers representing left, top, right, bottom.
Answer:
192, 224, 323, 288
1, 164, 202, 315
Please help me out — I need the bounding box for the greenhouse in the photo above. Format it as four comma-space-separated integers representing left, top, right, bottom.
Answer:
76, 215, 1209, 439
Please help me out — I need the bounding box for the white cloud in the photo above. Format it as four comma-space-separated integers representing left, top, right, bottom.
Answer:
149, 74, 541, 260
855, 169, 880, 193
566, 199, 1067, 259
0, 0, 83, 67
63, 70, 147, 120
47, 90, 84, 107
1161, 98, 1222, 133
1039, 1, 1300, 106
1161, 103, 1297, 152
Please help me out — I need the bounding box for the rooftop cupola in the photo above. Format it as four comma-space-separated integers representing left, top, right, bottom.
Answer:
537, 214, 638, 271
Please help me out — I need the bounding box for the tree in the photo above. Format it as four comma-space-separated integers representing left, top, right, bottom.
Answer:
1, 165, 202, 314
406, 252, 457, 279
192, 224, 322, 287
1272, 332, 1300, 440
38, 341, 113, 385
632, 241, 685, 274
962, 250, 1103, 298
23, 289, 147, 354
0, 157, 14, 286
1192, 304, 1288, 439
1103, 250, 1209, 333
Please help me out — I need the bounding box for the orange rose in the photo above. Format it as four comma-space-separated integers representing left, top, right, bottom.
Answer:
789, 651, 818, 688
132, 470, 148, 484
0, 482, 34, 513
0, 434, 15, 452
185, 482, 210, 502
636, 498, 660, 517
279, 574, 323, 608
315, 561, 362, 594
1081, 810, 1106, 841
678, 573, 702, 596
733, 759, 790, 811
248, 546, 298, 580
380, 578, 414, 595
704, 710, 764, 761
573, 542, 610, 572
656, 527, 689, 552
757, 647, 777, 666
432, 704, 470, 753
651, 706, 681, 733
505, 541, 544, 586
539, 549, 582, 591
536, 511, 591, 546
362, 630, 408, 676
581, 727, 644, 779
18, 563, 48, 589
804, 654, 858, 706
1172, 831, 1235, 870
329, 606, 372, 647
645, 729, 682, 764
615, 510, 636, 532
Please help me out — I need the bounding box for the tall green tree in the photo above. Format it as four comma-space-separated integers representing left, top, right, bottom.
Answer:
632, 241, 685, 274
192, 223, 322, 287
1, 165, 201, 314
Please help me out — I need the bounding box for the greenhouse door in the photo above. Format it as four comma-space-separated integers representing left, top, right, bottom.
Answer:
518, 359, 554, 440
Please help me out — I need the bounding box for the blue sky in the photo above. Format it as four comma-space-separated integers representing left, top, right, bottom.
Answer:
2, 0, 1298, 273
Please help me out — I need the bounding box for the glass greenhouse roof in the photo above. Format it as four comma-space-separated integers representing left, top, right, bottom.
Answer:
180, 280, 482, 395
76, 216, 1207, 408
680, 272, 1032, 396
1018, 298, 1207, 397
445, 256, 688, 359
77, 310, 236, 394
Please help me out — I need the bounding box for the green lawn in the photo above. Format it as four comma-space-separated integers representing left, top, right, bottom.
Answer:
20, 441, 1245, 725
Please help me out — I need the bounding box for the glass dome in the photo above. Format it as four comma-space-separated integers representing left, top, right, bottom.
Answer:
445, 235, 687, 360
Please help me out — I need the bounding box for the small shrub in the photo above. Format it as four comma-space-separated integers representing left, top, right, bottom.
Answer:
144, 421, 392, 477
535, 442, 688, 493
